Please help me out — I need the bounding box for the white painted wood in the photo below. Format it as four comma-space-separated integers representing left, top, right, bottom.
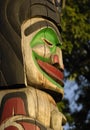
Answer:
0, 87, 66, 129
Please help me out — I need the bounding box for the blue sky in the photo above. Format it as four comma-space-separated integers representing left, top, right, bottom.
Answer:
63, 78, 83, 130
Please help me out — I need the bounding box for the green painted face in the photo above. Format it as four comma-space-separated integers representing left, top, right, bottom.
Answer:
31, 28, 62, 53
30, 27, 64, 90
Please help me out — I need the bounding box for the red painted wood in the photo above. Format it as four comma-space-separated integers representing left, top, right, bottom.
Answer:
5, 122, 40, 130
5, 126, 18, 130
0, 97, 26, 123
53, 55, 59, 64
37, 60, 64, 80
20, 122, 40, 130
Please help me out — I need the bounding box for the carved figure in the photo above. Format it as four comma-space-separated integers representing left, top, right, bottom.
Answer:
0, 0, 66, 129
21, 17, 64, 99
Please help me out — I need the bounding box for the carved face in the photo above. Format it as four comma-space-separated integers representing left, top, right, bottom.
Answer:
21, 18, 64, 97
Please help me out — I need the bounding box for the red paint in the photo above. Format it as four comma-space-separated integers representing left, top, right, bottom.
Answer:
0, 97, 41, 130
37, 60, 64, 80
0, 97, 26, 123
5, 126, 18, 130
53, 55, 59, 64
4, 122, 40, 130
20, 122, 40, 130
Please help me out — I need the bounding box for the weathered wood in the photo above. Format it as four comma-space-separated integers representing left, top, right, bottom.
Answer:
0, 33, 24, 86
21, 17, 64, 101
0, 87, 66, 130
0, 0, 66, 129
0, 0, 61, 86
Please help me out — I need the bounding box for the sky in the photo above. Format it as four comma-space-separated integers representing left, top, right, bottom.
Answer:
63, 78, 83, 130
64, 79, 83, 113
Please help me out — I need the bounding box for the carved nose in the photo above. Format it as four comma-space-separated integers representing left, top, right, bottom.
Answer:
52, 54, 64, 70
53, 55, 59, 64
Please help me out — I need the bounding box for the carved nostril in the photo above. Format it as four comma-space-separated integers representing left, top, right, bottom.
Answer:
51, 54, 64, 70
53, 63, 64, 72
53, 63, 60, 69
60, 68, 64, 72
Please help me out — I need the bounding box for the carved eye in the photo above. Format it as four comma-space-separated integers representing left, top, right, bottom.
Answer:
42, 38, 53, 47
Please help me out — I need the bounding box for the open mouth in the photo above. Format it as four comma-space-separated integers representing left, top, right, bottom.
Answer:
32, 51, 64, 89
37, 60, 64, 87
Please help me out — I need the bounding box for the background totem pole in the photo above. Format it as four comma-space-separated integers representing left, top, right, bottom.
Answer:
0, 0, 66, 129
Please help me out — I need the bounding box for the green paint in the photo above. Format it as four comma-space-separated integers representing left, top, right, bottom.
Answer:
32, 51, 63, 90
33, 51, 50, 63
31, 28, 62, 52
30, 27, 63, 90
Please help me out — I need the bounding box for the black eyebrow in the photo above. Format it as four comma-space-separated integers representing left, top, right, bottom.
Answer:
24, 21, 54, 36
24, 20, 60, 37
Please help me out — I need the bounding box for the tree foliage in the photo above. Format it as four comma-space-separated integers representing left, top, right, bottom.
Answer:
59, 0, 90, 129
61, 0, 90, 80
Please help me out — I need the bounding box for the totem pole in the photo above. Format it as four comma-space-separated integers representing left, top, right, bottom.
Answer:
0, 0, 66, 130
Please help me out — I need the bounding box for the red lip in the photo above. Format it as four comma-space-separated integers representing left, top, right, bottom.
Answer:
37, 60, 64, 83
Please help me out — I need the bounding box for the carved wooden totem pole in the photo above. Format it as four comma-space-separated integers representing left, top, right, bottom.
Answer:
0, 0, 66, 130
